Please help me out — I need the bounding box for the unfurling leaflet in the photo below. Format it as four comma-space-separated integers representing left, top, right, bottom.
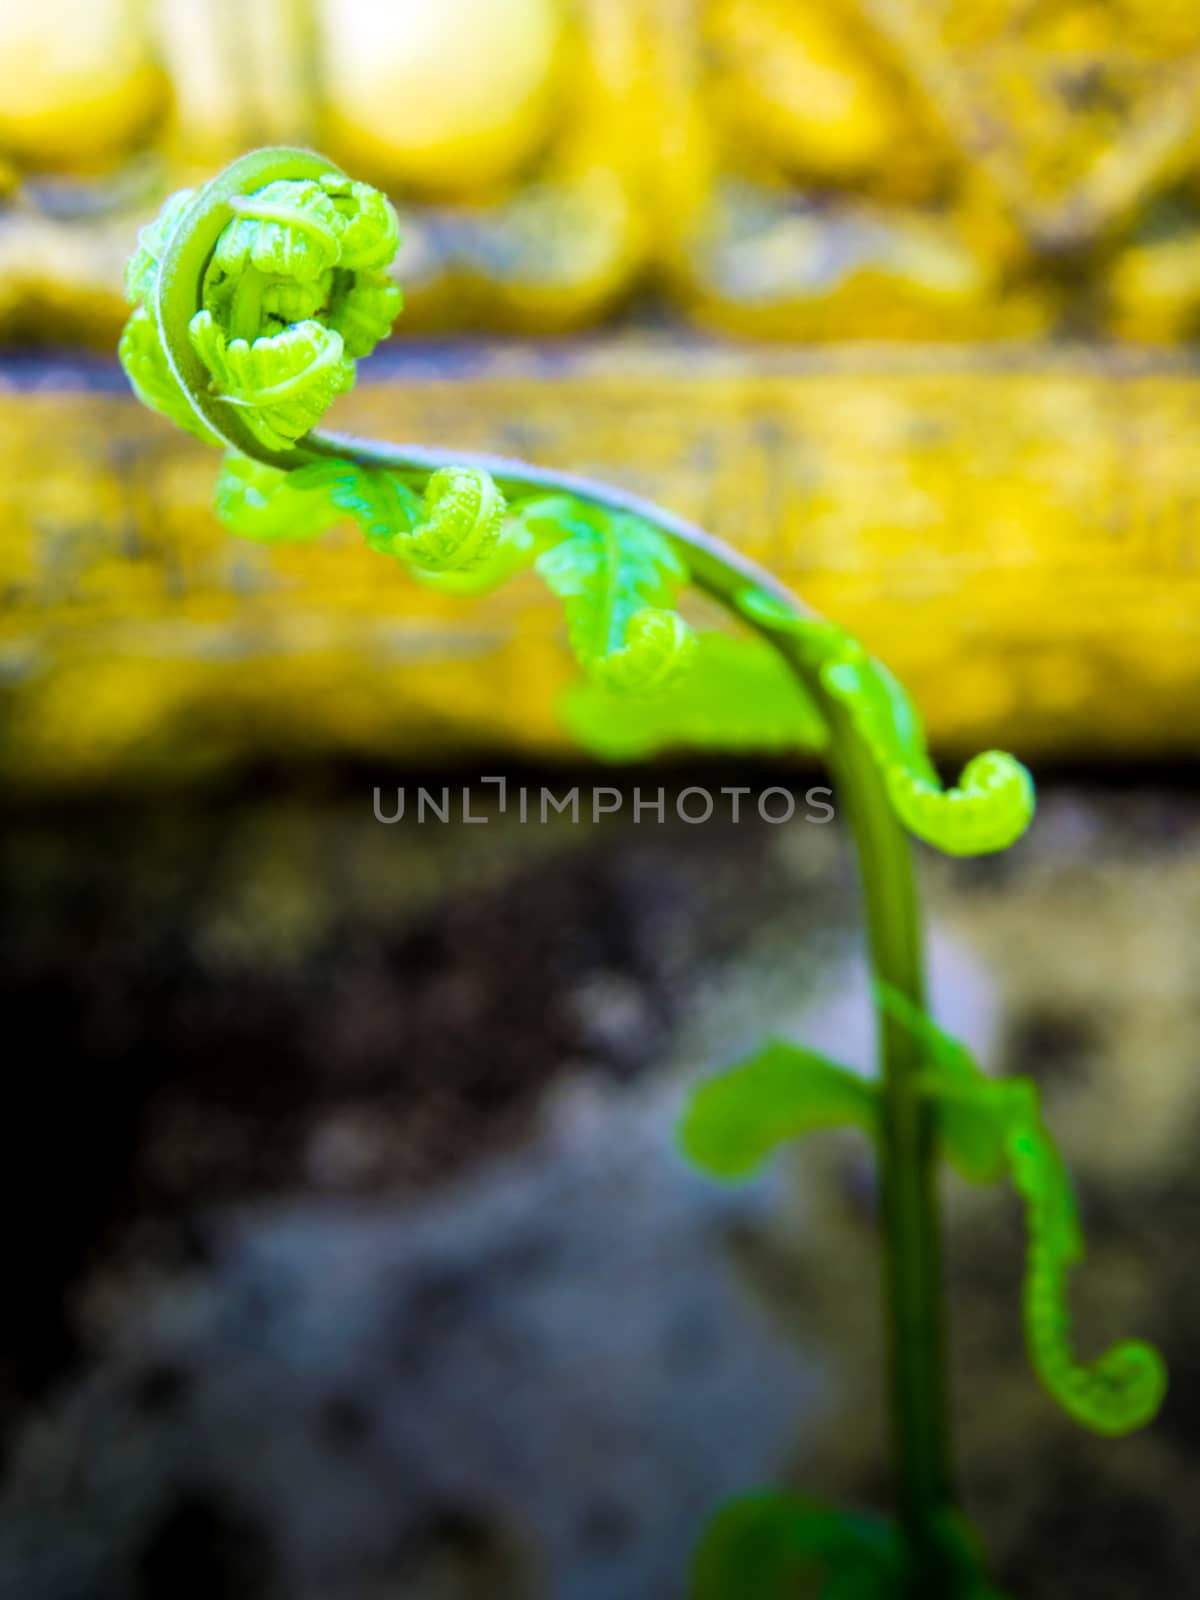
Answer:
404, 467, 507, 573
877, 985, 1167, 1437
189, 312, 354, 452
564, 631, 828, 761
737, 588, 1035, 856
213, 455, 346, 543
532, 503, 696, 693
682, 989, 1166, 1439
119, 149, 695, 692
1009, 1121, 1166, 1437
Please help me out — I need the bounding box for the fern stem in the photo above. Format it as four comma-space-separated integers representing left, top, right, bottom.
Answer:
822, 709, 956, 1594
303, 427, 958, 1588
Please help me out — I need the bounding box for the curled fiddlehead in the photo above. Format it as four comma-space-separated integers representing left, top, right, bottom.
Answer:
404, 467, 508, 573
119, 149, 696, 690
241, 456, 508, 573
121, 148, 401, 462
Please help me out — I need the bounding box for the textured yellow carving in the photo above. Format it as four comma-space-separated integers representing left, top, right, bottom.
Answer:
860, 0, 1200, 251
5, 0, 1200, 337
703, 0, 945, 198
3, 348, 1199, 781
316, 0, 564, 195
0, 0, 165, 170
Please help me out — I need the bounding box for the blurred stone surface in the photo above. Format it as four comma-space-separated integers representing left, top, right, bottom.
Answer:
0, 775, 1197, 1597
0, 1086, 828, 1600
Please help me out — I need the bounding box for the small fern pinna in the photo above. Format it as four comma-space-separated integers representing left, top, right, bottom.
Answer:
121, 148, 1166, 1599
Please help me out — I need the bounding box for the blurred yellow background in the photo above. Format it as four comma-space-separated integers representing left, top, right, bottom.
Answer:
3, 0, 1200, 778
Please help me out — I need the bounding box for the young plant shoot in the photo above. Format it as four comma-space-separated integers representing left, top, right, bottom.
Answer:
120, 148, 1166, 1600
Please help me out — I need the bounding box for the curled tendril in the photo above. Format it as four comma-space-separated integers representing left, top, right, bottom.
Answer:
737, 588, 1035, 857
188, 311, 355, 453
1008, 1122, 1167, 1437
877, 984, 1167, 1438
119, 149, 695, 694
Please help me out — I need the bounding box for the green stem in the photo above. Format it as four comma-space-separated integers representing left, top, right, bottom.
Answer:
677, 518, 957, 1591
242, 425, 961, 1588
825, 706, 956, 1594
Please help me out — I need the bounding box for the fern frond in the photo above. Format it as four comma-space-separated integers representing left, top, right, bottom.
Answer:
120, 154, 402, 452
319, 173, 402, 269
1009, 1123, 1167, 1437
125, 187, 196, 308
215, 179, 345, 282
327, 268, 403, 358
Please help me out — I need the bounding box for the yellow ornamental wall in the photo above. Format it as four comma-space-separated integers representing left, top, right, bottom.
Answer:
2, 1, 1200, 778
4, 348, 1200, 785
7, 0, 1200, 341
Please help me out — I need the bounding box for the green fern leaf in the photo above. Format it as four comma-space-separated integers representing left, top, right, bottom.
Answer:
739, 588, 1035, 857
213, 453, 347, 543
125, 187, 195, 307
881, 985, 1167, 1436
411, 519, 539, 596
562, 630, 827, 759
401, 467, 507, 573
285, 460, 423, 552
534, 504, 695, 693
327, 268, 403, 358
679, 1041, 878, 1180
691, 1493, 902, 1600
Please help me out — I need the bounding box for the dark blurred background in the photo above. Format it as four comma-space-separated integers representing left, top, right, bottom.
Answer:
3, 2, 1200, 1597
